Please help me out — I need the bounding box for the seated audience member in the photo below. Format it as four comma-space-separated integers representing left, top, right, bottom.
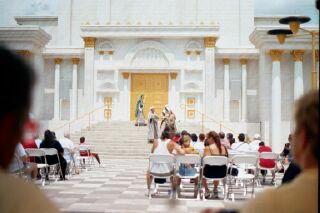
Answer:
231, 133, 250, 152
227, 133, 233, 142
202, 131, 228, 199
177, 135, 199, 197
241, 90, 318, 213
0, 46, 58, 212
21, 118, 38, 150
79, 136, 101, 165
146, 129, 185, 196
244, 134, 251, 144
172, 132, 180, 143
229, 138, 235, 146
281, 134, 301, 185
258, 141, 276, 183
248, 133, 261, 152
8, 143, 38, 179
219, 132, 230, 149
192, 133, 205, 155
40, 130, 67, 180
190, 133, 198, 147
59, 133, 75, 162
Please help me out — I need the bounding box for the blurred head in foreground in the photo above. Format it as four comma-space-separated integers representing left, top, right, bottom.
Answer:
0, 46, 35, 169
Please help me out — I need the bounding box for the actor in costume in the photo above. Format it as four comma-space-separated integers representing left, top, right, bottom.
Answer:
135, 94, 146, 126
147, 107, 159, 143
160, 105, 170, 132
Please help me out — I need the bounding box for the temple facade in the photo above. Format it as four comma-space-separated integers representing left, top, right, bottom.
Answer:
0, 0, 318, 151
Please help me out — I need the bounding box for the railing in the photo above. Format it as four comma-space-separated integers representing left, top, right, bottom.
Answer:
180, 104, 237, 134
53, 104, 114, 134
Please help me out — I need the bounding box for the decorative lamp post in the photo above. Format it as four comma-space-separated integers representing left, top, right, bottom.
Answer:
268, 16, 319, 90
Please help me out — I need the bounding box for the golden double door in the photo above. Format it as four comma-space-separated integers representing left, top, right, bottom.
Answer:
130, 73, 168, 120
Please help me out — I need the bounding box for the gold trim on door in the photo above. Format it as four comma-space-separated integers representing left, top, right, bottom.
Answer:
130, 73, 169, 120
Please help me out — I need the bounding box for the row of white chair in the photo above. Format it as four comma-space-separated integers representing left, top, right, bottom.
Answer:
148, 152, 279, 200
25, 148, 64, 186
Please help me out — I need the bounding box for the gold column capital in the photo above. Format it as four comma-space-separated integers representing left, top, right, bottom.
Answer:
54, 58, 62, 64
170, 72, 178, 80
16, 50, 32, 57
72, 58, 80, 65
122, 72, 130, 79
108, 50, 114, 55
204, 37, 217, 48
240, 58, 248, 65
291, 50, 305, 61
269, 49, 284, 61
98, 50, 105, 55
195, 50, 201, 55
316, 50, 319, 62
223, 58, 230, 65
83, 37, 96, 48
185, 50, 191, 55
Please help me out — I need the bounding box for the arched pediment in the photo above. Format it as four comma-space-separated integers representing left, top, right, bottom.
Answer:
125, 40, 174, 67
184, 82, 200, 90
185, 40, 202, 50
99, 82, 115, 90
131, 47, 169, 67
98, 40, 113, 50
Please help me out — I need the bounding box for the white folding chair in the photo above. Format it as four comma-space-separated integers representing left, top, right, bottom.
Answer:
41, 148, 63, 181
63, 147, 78, 177
175, 154, 201, 199
201, 156, 229, 200
258, 152, 279, 186
148, 154, 175, 199
227, 155, 258, 201
77, 145, 95, 170
25, 148, 49, 186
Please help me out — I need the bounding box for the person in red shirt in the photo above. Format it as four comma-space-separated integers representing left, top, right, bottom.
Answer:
258, 141, 276, 183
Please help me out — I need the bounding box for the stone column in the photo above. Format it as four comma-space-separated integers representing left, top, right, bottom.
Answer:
223, 58, 230, 121
99, 50, 104, 64
186, 50, 191, 66
204, 37, 217, 120
291, 50, 305, 100
269, 49, 284, 152
316, 50, 319, 89
70, 58, 79, 120
53, 58, 62, 120
83, 37, 96, 113
170, 72, 178, 114
108, 50, 114, 62
195, 50, 201, 63
122, 72, 130, 120
240, 58, 248, 122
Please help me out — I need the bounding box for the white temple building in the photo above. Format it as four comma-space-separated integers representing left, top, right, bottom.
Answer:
0, 0, 318, 151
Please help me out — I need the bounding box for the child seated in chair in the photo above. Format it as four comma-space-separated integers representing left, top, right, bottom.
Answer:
177, 135, 199, 198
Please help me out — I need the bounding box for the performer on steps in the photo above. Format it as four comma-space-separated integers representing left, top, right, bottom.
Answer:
134, 94, 146, 126
147, 107, 159, 143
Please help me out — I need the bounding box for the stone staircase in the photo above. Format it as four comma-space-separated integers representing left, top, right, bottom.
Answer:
70, 121, 206, 160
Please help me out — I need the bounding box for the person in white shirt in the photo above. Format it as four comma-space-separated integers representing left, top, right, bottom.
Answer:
231, 133, 250, 152
8, 143, 38, 179
248, 133, 261, 152
59, 133, 75, 162
192, 133, 205, 156
59, 133, 79, 174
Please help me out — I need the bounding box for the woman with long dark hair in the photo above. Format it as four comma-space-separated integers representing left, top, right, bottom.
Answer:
40, 130, 67, 180
202, 131, 228, 198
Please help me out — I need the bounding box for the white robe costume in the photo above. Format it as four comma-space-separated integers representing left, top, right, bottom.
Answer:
147, 111, 160, 140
